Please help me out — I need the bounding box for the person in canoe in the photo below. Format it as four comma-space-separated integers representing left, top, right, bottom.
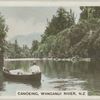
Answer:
29, 61, 41, 74
3, 67, 9, 73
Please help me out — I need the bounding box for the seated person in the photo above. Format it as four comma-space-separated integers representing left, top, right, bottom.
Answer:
3, 67, 9, 73
29, 61, 41, 74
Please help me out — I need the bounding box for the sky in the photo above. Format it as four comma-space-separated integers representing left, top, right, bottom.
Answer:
0, 7, 81, 41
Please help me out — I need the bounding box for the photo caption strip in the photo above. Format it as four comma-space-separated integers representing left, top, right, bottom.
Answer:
16, 91, 88, 97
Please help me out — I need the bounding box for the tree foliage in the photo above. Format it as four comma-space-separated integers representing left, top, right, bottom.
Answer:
0, 13, 8, 67
5, 7, 100, 59
0, 13, 8, 52
80, 6, 100, 20
41, 7, 75, 43
37, 7, 100, 58
5, 41, 31, 58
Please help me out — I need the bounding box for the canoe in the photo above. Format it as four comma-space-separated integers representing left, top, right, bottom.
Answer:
3, 74, 41, 88
3, 69, 41, 82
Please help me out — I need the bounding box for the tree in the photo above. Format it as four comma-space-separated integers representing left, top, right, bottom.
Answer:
38, 7, 100, 58
5, 41, 31, 58
0, 13, 8, 67
80, 7, 100, 20
41, 7, 75, 42
14, 40, 22, 58
30, 40, 39, 57
21, 45, 30, 58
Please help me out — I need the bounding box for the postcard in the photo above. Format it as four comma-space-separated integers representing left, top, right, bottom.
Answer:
0, 1, 99, 100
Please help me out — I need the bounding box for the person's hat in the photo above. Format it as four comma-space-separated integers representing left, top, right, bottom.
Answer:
33, 61, 36, 65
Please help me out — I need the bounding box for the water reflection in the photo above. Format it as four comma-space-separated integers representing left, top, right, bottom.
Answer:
3, 60, 100, 95
38, 60, 100, 94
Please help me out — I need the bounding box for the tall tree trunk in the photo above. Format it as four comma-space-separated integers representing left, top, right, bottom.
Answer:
0, 51, 4, 70
0, 38, 4, 70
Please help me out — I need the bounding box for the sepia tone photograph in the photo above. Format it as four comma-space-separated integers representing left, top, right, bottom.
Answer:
0, 2, 100, 99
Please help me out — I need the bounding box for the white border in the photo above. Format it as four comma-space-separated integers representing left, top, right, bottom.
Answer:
0, 1, 100, 7
0, 1, 100, 99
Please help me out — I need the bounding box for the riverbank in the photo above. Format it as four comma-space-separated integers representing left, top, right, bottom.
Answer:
4, 58, 91, 62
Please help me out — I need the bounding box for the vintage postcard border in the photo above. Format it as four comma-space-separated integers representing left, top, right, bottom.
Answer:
0, 1, 100, 100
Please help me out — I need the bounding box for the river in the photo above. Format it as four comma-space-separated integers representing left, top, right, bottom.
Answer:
0, 60, 100, 96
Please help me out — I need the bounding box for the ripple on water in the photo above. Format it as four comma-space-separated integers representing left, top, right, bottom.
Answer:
48, 78, 86, 91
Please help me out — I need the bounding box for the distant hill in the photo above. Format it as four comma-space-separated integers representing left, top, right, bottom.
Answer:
9, 33, 41, 48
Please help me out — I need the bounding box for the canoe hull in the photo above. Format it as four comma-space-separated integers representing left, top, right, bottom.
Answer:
3, 71, 41, 82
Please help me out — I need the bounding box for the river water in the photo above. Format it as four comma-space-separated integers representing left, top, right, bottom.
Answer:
0, 60, 100, 96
